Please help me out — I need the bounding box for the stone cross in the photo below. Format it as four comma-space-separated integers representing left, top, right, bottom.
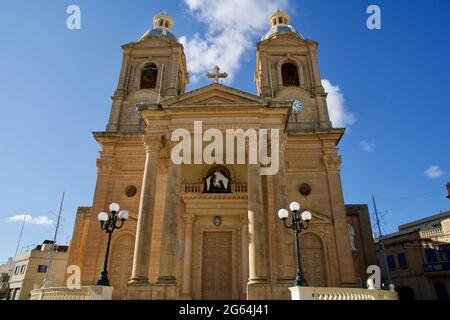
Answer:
206, 65, 228, 83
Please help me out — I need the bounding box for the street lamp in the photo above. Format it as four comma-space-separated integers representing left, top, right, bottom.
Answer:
96, 203, 129, 286
278, 201, 312, 287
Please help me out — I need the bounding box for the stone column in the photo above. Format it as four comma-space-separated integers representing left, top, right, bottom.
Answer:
240, 214, 249, 299
247, 164, 269, 299
157, 148, 182, 284
323, 153, 356, 286
129, 135, 162, 284
273, 135, 292, 281
181, 214, 195, 299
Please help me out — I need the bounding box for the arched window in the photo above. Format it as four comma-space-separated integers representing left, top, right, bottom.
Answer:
159, 19, 163, 27
278, 17, 283, 24
140, 63, 158, 89
282, 63, 300, 86
165, 21, 169, 28
272, 18, 277, 25
434, 281, 449, 300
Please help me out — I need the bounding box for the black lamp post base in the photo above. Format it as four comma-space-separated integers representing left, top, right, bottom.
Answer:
97, 271, 110, 286
295, 273, 308, 287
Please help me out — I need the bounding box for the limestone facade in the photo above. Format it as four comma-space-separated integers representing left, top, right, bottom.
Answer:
67, 10, 376, 300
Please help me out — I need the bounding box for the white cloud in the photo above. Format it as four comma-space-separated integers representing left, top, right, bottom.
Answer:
8, 214, 54, 226
424, 166, 445, 179
360, 140, 376, 152
180, 0, 288, 83
321, 79, 356, 128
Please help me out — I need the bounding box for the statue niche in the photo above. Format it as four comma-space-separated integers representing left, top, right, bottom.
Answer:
203, 167, 232, 194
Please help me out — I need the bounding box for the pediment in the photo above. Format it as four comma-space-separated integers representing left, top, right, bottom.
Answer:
164, 83, 265, 106
308, 209, 332, 224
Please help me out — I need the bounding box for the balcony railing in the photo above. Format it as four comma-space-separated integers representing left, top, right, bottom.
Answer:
290, 286, 398, 300
181, 183, 248, 194
419, 227, 444, 238
30, 286, 113, 300
423, 261, 450, 273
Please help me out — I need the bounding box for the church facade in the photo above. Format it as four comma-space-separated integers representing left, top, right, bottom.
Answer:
67, 10, 377, 300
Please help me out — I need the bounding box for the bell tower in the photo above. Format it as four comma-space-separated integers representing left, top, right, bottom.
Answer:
107, 12, 189, 132
255, 10, 332, 129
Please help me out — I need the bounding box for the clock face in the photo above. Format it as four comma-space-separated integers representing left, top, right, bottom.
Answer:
292, 99, 304, 113
286, 96, 304, 113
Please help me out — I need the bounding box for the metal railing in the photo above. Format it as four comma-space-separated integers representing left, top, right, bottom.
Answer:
423, 261, 450, 273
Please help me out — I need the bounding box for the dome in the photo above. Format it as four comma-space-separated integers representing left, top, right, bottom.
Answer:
139, 12, 178, 42
262, 10, 303, 41
140, 28, 177, 41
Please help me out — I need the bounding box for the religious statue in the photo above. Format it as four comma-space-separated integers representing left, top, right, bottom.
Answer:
348, 224, 357, 251
204, 169, 231, 193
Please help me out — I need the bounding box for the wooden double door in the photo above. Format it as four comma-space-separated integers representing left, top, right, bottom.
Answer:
201, 232, 233, 300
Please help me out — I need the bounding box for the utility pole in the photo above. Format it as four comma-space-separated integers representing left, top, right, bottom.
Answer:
43, 192, 65, 288
446, 182, 450, 199
372, 194, 392, 287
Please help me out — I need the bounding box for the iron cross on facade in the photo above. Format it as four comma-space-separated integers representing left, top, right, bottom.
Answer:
206, 65, 228, 83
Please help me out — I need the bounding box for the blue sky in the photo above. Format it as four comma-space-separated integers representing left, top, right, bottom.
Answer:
0, 0, 449, 264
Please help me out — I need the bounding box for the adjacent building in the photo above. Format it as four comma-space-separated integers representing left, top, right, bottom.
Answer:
0, 258, 13, 300
375, 211, 450, 300
346, 205, 378, 287
7, 240, 69, 300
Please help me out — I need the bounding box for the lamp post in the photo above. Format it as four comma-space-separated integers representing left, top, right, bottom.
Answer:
278, 201, 312, 287
96, 203, 129, 286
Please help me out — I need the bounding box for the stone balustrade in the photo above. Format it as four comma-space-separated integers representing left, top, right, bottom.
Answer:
290, 286, 398, 300
183, 183, 202, 193
181, 183, 248, 194
30, 286, 113, 300
419, 227, 443, 238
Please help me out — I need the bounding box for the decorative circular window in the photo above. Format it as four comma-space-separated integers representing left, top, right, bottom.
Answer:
299, 183, 312, 197
125, 185, 138, 198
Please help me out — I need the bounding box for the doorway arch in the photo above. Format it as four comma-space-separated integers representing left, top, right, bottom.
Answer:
109, 233, 135, 300
299, 232, 326, 287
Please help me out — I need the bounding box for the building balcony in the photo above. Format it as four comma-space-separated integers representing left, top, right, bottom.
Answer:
423, 261, 450, 273
181, 183, 248, 199
419, 227, 444, 238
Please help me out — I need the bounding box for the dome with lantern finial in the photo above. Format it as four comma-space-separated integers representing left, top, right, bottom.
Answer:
262, 9, 303, 41
140, 12, 177, 42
